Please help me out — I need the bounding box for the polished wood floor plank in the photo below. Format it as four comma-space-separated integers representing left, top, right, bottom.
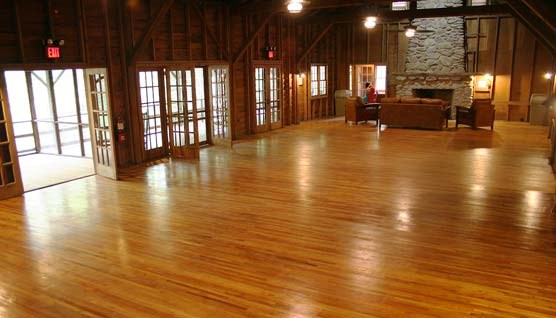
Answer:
0, 120, 555, 317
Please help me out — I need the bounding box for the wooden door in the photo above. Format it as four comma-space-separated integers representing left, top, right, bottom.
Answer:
254, 65, 282, 133
0, 73, 24, 199
84, 68, 118, 180
352, 64, 375, 98
138, 70, 169, 160
166, 69, 199, 159
208, 65, 232, 147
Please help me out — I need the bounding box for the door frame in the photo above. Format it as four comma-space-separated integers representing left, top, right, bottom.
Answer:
0, 72, 24, 199
165, 66, 201, 159
136, 68, 169, 161
252, 61, 283, 134
208, 65, 232, 148
84, 68, 118, 180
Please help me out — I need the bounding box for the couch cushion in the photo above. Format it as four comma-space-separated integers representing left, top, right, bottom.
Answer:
400, 97, 421, 104
381, 97, 400, 103
421, 98, 444, 105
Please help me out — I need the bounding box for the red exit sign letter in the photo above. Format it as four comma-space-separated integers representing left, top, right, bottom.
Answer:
46, 46, 61, 59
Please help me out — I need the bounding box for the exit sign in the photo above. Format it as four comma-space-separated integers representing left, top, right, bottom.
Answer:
46, 46, 61, 59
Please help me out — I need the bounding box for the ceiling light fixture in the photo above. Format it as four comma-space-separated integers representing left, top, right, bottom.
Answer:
287, 1, 303, 13
364, 16, 377, 29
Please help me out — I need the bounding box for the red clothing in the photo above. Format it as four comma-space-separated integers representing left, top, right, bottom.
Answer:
366, 87, 376, 103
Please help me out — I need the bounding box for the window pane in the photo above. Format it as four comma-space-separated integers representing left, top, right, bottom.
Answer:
375, 65, 387, 95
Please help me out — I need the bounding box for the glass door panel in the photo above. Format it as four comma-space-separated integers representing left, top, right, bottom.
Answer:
166, 68, 199, 159
255, 67, 267, 130
194, 68, 208, 145
84, 68, 117, 179
254, 65, 282, 133
269, 67, 281, 130
0, 73, 24, 199
208, 66, 231, 147
138, 70, 168, 160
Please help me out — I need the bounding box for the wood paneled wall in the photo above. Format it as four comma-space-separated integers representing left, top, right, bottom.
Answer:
466, 17, 555, 121
0, 1, 554, 168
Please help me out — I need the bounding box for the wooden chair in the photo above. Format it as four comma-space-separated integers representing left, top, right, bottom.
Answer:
455, 99, 495, 130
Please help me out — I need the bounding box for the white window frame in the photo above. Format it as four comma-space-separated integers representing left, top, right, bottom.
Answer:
310, 64, 327, 97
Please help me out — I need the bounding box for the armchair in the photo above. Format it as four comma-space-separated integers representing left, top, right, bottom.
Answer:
345, 97, 380, 126
455, 99, 495, 130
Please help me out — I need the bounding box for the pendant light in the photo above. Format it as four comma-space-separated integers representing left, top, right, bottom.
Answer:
287, 0, 303, 13
364, 16, 377, 29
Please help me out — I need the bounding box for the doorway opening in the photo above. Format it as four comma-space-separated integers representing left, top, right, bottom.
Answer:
4, 69, 115, 191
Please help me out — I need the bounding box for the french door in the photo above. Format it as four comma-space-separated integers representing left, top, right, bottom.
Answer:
165, 68, 200, 159
138, 69, 169, 160
0, 74, 24, 199
254, 65, 282, 133
138, 68, 207, 160
84, 68, 118, 179
208, 66, 231, 147
351, 64, 375, 98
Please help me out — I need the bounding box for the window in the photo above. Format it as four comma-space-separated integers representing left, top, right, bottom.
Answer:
310, 64, 327, 97
375, 65, 387, 95
469, 0, 488, 5
392, 1, 409, 10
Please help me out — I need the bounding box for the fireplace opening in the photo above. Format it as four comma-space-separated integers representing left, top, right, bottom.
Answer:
413, 89, 454, 105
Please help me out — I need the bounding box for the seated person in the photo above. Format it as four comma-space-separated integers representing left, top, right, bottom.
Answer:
362, 82, 376, 104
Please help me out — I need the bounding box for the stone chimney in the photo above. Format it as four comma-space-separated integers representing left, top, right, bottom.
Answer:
405, 0, 466, 73
393, 0, 474, 114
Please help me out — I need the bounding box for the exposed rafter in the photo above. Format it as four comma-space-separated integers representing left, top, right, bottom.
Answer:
190, 0, 229, 60
302, 4, 511, 24
505, 0, 556, 54
129, 0, 176, 65
232, 13, 276, 65
234, 0, 371, 15
297, 23, 334, 67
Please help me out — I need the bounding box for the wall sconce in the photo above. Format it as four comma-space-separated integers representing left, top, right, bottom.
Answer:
477, 80, 489, 89
297, 73, 305, 86
544, 72, 553, 80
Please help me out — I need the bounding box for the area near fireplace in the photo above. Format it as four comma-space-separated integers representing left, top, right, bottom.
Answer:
392, 0, 474, 118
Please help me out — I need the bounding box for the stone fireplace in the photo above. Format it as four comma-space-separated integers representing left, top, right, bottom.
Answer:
392, 0, 473, 117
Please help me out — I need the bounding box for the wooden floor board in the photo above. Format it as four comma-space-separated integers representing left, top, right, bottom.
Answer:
0, 120, 555, 317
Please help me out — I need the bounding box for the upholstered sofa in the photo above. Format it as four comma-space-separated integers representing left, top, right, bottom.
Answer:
380, 97, 450, 130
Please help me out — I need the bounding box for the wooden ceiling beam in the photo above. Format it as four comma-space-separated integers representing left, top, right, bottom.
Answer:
234, 0, 371, 15
232, 13, 276, 65
129, 0, 176, 65
504, 0, 556, 54
301, 4, 511, 24
296, 22, 334, 67
190, 0, 229, 60
520, 0, 556, 35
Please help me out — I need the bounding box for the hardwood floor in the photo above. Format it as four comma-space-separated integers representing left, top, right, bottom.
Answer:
1, 120, 555, 317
